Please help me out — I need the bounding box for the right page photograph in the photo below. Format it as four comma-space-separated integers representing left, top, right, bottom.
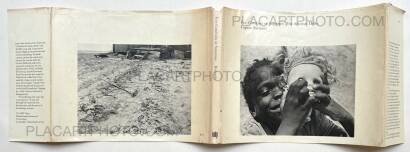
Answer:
218, 3, 404, 146
240, 45, 356, 137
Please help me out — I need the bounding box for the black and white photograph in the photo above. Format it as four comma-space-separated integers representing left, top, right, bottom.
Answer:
77, 44, 192, 135
240, 45, 355, 137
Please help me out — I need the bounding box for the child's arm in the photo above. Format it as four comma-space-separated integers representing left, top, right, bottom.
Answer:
276, 78, 314, 135
312, 84, 354, 137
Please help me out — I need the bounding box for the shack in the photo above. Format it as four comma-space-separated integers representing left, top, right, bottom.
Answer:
112, 44, 191, 60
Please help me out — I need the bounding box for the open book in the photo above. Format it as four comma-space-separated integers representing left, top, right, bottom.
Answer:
8, 3, 404, 147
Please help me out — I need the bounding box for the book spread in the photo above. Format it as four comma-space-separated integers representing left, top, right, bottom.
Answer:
8, 3, 405, 147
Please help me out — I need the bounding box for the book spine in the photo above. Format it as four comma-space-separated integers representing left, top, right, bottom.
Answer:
210, 8, 223, 144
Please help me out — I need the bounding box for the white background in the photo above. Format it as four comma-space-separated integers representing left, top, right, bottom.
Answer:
0, 0, 409, 151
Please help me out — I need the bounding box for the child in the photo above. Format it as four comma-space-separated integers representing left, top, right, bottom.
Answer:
242, 58, 286, 135
242, 47, 354, 136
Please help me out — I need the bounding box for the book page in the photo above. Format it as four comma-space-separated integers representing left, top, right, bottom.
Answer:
383, 5, 405, 146
49, 8, 213, 142
219, 4, 398, 146
8, 8, 52, 142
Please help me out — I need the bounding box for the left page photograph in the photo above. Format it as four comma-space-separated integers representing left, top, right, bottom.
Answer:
9, 7, 214, 143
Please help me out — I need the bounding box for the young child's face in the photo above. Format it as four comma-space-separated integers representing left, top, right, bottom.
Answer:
283, 64, 324, 122
288, 64, 324, 87
251, 65, 284, 121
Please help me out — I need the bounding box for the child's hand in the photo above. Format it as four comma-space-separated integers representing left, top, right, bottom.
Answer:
311, 84, 332, 108
312, 84, 349, 121
277, 78, 316, 135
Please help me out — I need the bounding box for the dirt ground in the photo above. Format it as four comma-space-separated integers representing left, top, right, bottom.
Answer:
77, 53, 191, 135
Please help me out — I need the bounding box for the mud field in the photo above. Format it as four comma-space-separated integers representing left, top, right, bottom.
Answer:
77, 53, 191, 135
